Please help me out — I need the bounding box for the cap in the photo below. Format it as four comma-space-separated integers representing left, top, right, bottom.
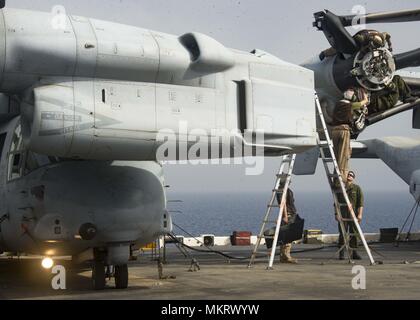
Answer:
348, 171, 356, 178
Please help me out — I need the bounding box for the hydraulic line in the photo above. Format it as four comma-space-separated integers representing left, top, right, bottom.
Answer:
171, 223, 329, 261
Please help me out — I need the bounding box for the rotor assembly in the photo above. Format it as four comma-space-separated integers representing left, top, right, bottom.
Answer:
314, 9, 420, 92
352, 47, 396, 91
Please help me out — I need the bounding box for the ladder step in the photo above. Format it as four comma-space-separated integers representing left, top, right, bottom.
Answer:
249, 96, 375, 268
328, 173, 340, 178
318, 142, 331, 148
258, 235, 277, 240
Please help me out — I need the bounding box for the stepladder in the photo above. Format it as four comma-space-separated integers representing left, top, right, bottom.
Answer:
248, 93, 376, 269
315, 93, 375, 265
248, 153, 296, 269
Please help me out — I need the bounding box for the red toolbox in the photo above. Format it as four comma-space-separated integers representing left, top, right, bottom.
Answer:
231, 231, 252, 246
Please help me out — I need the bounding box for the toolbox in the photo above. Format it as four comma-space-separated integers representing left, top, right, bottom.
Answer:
231, 231, 252, 246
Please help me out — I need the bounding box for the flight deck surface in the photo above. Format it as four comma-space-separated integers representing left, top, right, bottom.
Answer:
1, 242, 420, 300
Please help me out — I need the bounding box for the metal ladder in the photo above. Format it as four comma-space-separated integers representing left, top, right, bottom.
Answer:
248, 94, 375, 269
315, 94, 375, 265
248, 153, 296, 269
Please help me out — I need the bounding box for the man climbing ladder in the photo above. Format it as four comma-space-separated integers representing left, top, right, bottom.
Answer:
248, 93, 375, 269
316, 94, 375, 265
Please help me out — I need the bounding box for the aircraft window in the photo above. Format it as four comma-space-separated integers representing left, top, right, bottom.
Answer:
0, 133, 6, 160
7, 122, 58, 180
13, 153, 21, 166
9, 152, 23, 180
8, 125, 24, 181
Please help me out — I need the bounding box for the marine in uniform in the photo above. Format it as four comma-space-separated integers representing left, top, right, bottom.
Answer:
369, 75, 416, 114
336, 171, 364, 260
331, 88, 369, 182
276, 188, 298, 264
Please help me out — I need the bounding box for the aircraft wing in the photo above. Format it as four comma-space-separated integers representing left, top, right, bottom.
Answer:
293, 140, 377, 176
351, 137, 420, 185
349, 141, 379, 159
398, 70, 420, 88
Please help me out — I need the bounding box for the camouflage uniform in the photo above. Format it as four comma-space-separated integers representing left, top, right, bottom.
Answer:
331, 98, 364, 181
353, 30, 392, 51
337, 183, 364, 250
319, 30, 392, 60
369, 75, 412, 114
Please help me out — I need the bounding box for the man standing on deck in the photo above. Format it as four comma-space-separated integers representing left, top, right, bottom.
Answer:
336, 171, 364, 260
276, 184, 298, 264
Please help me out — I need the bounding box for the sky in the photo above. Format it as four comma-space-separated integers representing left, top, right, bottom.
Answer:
10, 0, 420, 194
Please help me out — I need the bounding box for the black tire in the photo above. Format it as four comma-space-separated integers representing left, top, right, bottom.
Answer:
114, 264, 128, 289
92, 261, 106, 290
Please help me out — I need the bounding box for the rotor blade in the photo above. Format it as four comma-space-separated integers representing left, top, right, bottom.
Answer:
402, 76, 420, 90
395, 48, 420, 69
313, 10, 358, 54
0, 1, 5, 9
366, 99, 420, 126
341, 8, 420, 27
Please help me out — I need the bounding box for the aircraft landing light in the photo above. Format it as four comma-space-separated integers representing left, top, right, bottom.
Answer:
41, 257, 54, 269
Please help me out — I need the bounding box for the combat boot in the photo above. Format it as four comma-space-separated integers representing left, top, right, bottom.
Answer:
280, 244, 297, 264
352, 251, 362, 260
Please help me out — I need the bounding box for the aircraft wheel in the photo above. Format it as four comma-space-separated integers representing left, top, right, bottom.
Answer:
92, 261, 106, 290
114, 264, 128, 289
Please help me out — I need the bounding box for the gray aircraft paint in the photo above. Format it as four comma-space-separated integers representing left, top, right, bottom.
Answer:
358, 137, 420, 201
0, 117, 170, 256
0, 1, 416, 264
0, 7, 317, 260
0, 8, 316, 162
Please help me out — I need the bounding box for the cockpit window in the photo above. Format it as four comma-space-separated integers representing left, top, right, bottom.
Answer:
7, 124, 59, 182
0, 133, 7, 160
8, 125, 24, 181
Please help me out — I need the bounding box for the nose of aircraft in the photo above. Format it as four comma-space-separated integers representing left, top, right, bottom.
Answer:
32, 161, 165, 243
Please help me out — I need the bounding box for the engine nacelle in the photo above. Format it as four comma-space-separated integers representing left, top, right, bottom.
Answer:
303, 47, 396, 99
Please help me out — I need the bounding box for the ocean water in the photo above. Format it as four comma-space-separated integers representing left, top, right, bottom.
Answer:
167, 191, 419, 236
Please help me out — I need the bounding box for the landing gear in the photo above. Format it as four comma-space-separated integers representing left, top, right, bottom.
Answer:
91, 246, 130, 290
114, 264, 128, 289
92, 261, 106, 290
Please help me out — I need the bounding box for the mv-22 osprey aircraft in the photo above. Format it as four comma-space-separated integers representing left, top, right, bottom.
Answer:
0, 1, 419, 289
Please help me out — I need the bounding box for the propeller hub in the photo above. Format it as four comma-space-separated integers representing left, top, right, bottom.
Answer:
352, 48, 396, 91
